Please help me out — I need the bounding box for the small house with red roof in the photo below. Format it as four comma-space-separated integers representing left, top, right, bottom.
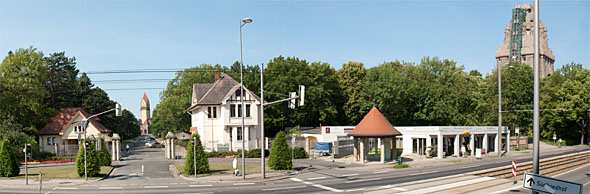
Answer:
36, 108, 111, 156
348, 107, 401, 163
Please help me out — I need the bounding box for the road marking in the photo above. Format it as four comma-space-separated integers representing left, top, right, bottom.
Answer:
262, 186, 307, 191
99, 187, 122, 189
145, 186, 168, 189
179, 183, 188, 184
373, 170, 388, 174
409, 171, 438, 176
308, 176, 327, 180
342, 173, 359, 177
290, 178, 303, 182
129, 173, 138, 176
346, 188, 365, 192
345, 177, 382, 183
396, 177, 495, 194
56, 187, 78, 190
291, 177, 343, 192
392, 187, 408, 191
233, 182, 255, 185
189, 184, 213, 187
170, 183, 178, 185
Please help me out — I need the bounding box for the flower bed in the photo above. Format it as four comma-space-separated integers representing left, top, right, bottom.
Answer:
19, 158, 76, 165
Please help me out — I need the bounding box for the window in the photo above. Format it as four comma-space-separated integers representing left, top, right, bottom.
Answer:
230, 105, 236, 117
213, 107, 217, 118
246, 104, 251, 117
52, 137, 56, 145
238, 105, 242, 117
47, 137, 51, 145
237, 127, 243, 140
207, 107, 212, 118
235, 89, 241, 99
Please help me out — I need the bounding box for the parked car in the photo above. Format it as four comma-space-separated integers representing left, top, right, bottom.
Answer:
145, 141, 153, 148
151, 141, 163, 148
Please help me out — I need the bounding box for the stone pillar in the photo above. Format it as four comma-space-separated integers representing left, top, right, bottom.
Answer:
112, 133, 121, 161
453, 135, 461, 157
426, 136, 432, 154
437, 134, 443, 159
256, 138, 260, 149
470, 134, 475, 156
359, 138, 365, 163
380, 138, 385, 163
166, 132, 176, 160
506, 131, 510, 153
353, 138, 358, 162
483, 134, 489, 154
495, 134, 500, 153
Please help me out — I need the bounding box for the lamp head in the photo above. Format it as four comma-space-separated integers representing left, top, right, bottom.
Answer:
242, 18, 252, 23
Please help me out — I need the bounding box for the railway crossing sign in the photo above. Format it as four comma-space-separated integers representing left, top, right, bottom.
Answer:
523, 172, 583, 194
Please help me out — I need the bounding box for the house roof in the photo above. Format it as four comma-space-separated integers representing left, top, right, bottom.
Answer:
187, 73, 261, 111
36, 108, 111, 135
348, 107, 401, 137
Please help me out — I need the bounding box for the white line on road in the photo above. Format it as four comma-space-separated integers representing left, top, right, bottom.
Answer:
396, 177, 495, 194
342, 173, 359, 177
345, 177, 382, 183
262, 186, 307, 191
99, 187, 122, 189
345, 188, 366, 192
144, 186, 168, 189
233, 182, 255, 185
189, 184, 213, 187
56, 187, 78, 190
409, 171, 438, 176
392, 187, 409, 191
308, 177, 327, 180
373, 171, 388, 174
291, 177, 343, 192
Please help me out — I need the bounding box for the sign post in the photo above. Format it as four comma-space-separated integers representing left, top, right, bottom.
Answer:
515, 127, 520, 149
523, 172, 583, 194
553, 133, 557, 145
511, 161, 517, 184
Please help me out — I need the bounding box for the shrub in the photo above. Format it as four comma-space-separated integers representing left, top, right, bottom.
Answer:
393, 164, 409, 169
293, 147, 306, 159
246, 148, 270, 158
0, 140, 20, 177
97, 138, 111, 166
76, 141, 100, 177
184, 134, 209, 175
268, 131, 291, 170
396, 149, 403, 157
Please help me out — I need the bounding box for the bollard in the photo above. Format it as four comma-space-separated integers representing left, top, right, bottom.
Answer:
38, 172, 42, 194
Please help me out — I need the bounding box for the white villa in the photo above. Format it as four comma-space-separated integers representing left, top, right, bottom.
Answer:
36, 108, 111, 156
187, 73, 262, 152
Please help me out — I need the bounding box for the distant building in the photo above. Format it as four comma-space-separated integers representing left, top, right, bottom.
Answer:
187, 72, 262, 151
140, 93, 151, 135
36, 108, 111, 156
495, 4, 555, 78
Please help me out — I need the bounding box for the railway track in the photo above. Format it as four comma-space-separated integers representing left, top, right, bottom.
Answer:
469, 150, 590, 179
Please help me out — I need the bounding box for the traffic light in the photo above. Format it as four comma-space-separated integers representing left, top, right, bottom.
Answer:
115, 103, 122, 117
192, 137, 196, 144
289, 92, 296, 109
299, 85, 305, 106
25, 144, 32, 156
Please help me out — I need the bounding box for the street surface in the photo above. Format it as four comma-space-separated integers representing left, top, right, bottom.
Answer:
0, 138, 587, 194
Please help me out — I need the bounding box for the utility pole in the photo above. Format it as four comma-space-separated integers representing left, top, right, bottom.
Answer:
239, 17, 252, 180
498, 59, 502, 157
260, 63, 265, 179
83, 103, 122, 180
193, 136, 197, 178
532, 1, 540, 194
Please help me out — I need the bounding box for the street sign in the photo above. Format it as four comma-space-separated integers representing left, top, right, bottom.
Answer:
515, 127, 520, 134
553, 134, 557, 140
523, 172, 583, 194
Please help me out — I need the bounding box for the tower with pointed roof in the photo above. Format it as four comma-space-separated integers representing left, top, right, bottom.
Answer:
140, 93, 151, 135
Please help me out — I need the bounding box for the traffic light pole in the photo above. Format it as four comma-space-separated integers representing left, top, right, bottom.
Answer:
82, 104, 122, 181
24, 143, 28, 185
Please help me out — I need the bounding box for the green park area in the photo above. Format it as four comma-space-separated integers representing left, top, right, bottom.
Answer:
0, 166, 111, 180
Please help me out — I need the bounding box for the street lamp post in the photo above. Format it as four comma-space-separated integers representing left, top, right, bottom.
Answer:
260, 63, 265, 179
239, 17, 252, 180
532, 2, 541, 194
497, 59, 502, 157
82, 103, 122, 180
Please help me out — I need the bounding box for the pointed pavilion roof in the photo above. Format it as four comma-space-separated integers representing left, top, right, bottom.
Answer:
142, 93, 149, 105
348, 107, 401, 137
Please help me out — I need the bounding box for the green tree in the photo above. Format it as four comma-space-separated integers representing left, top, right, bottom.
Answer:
0, 116, 37, 160
0, 47, 51, 133
184, 134, 209, 175
337, 62, 366, 124
97, 137, 111, 166
44, 52, 79, 109
0, 140, 20, 177
75, 140, 100, 177
268, 131, 291, 170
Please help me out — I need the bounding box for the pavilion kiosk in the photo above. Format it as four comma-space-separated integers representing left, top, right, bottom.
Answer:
349, 107, 401, 164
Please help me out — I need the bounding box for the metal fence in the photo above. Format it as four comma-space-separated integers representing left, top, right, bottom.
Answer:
334, 139, 353, 158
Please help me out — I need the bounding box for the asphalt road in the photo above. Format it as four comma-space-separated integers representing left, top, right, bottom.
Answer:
1, 138, 588, 194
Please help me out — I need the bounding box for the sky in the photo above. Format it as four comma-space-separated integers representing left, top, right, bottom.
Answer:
1, 0, 588, 119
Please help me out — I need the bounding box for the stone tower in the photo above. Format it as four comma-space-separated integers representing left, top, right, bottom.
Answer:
495, 4, 555, 78
140, 93, 151, 135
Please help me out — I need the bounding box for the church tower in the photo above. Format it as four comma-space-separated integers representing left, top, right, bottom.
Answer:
140, 93, 151, 135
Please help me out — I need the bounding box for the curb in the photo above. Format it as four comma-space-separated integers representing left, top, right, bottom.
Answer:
170, 164, 296, 183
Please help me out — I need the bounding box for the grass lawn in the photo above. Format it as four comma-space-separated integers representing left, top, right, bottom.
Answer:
174, 163, 290, 176
0, 166, 112, 180
392, 164, 410, 168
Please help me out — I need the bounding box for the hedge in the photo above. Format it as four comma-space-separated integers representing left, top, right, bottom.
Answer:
184, 134, 209, 175
268, 131, 292, 170
0, 140, 20, 177
75, 141, 100, 177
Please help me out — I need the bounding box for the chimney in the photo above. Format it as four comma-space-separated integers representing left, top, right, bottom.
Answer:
214, 70, 220, 82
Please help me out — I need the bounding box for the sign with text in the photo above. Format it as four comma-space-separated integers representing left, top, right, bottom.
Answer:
515, 127, 520, 134
522, 172, 583, 194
